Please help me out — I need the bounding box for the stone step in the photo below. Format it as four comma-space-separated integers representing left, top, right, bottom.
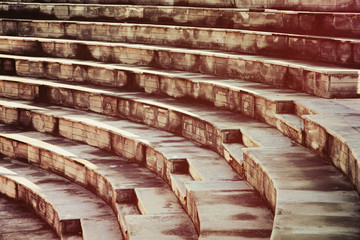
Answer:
0, 74, 295, 174
1, 3, 360, 38
2, 19, 360, 69
274, 113, 304, 144
0, 196, 58, 240
243, 147, 360, 239
0, 95, 242, 182
0, 100, 274, 238
2, 66, 358, 197
0, 155, 123, 239
0, 46, 358, 99
185, 180, 273, 239
124, 214, 196, 240
169, 173, 193, 206
0, 123, 198, 239
115, 203, 141, 237
1, 87, 358, 238
134, 187, 184, 215
2, 0, 360, 12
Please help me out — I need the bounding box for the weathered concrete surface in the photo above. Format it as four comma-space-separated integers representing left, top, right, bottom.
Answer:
0, 196, 58, 240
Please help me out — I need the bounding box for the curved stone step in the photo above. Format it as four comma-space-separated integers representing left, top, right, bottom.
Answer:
0, 74, 295, 173
1, 3, 360, 38
0, 82, 358, 238
0, 195, 58, 240
1, 64, 359, 198
0, 124, 198, 239
243, 147, 360, 239
1, 33, 360, 85
293, 98, 360, 194
2, 0, 360, 12
0, 155, 123, 239
0, 102, 273, 239
1, 80, 357, 238
2, 19, 360, 69
0, 43, 358, 99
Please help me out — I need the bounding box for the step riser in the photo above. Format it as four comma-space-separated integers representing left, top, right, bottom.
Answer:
1, 4, 360, 38
2, 21, 360, 69
3, 0, 360, 12
242, 152, 277, 212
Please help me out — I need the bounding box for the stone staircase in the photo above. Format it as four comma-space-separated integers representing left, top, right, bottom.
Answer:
0, 1, 359, 240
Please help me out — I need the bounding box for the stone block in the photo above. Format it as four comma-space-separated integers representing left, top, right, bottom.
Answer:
304, 120, 328, 158
314, 73, 331, 98
328, 134, 349, 173
72, 122, 86, 142
103, 96, 117, 117
9, 138, 26, 160
5, 107, 18, 125
54, 5, 70, 20
241, 93, 255, 118
59, 119, 73, 140
47, 22, 65, 38
89, 94, 103, 113
74, 91, 90, 110
40, 149, 53, 171
1, 137, 15, 158
64, 159, 86, 185
59, 64, 73, 81
51, 154, 66, 175
28, 145, 40, 165
111, 134, 137, 160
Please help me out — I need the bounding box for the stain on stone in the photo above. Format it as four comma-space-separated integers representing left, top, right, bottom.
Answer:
75, 44, 95, 61
0, 59, 16, 75
231, 213, 258, 220
203, 229, 272, 238
35, 85, 50, 103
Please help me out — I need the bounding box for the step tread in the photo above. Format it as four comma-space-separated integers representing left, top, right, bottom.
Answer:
125, 214, 198, 240
0, 197, 58, 240
185, 181, 273, 238
135, 187, 184, 214
275, 114, 304, 130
